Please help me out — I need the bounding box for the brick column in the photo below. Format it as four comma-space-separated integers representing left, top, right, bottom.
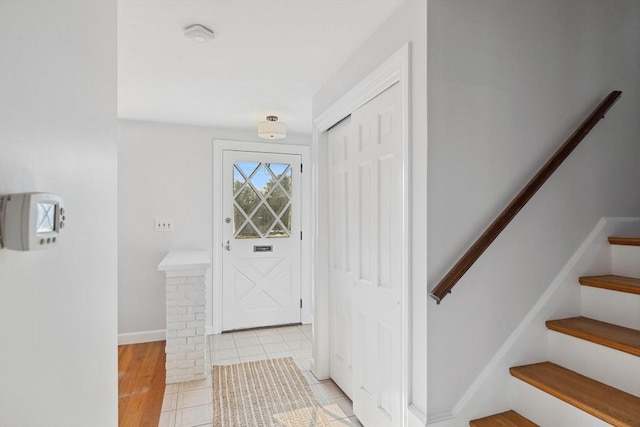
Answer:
158, 251, 210, 384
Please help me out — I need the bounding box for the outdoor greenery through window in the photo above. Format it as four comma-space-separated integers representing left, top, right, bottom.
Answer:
233, 162, 292, 239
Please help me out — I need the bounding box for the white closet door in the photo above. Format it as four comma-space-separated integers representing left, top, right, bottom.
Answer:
350, 82, 403, 427
327, 116, 355, 399
327, 82, 404, 426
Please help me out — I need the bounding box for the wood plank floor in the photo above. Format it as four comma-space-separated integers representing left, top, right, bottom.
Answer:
118, 341, 166, 427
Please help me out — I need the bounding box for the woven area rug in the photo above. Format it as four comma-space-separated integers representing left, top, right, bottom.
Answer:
212, 357, 332, 427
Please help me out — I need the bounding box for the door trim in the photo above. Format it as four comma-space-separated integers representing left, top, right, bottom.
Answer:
212, 140, 311, 334
311, 44, 411, 425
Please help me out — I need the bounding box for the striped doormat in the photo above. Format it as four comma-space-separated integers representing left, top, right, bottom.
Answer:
212, 357, 332, 426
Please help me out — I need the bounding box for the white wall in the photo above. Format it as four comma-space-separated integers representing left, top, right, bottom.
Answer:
117, 119, 309, 340
427, 0, 640, 420
312, 0, 428, 419
0, 1, 118, 426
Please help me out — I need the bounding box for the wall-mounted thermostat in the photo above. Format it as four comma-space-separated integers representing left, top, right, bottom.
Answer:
0, 192, 65, 251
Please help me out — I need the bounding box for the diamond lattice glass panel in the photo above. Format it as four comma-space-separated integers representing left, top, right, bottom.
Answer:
251, 204, 275, 235
268, 222, 289, 238
266, 185, 289, 215
235, 185, 260, 217
233, 166, 246, 197
236, 162, 260, 178
236, 222, 260, 239
233, 205, 248, 235
268, 163, 288, 176
280, 206, 292, 232
250, 165, 273, 195
281, 168, 292, 194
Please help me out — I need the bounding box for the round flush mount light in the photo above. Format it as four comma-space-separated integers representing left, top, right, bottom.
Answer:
258, 116, 287, 140
184, 24, 214, 43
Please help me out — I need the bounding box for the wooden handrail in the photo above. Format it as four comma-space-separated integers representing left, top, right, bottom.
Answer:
430, 91, 622, 304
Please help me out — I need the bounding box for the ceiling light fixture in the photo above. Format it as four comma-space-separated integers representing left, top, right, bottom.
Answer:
184, 24, 214, 43
258, 116, 287, 140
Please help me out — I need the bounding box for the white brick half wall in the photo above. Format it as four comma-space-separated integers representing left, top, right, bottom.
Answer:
158, 251, 211, 384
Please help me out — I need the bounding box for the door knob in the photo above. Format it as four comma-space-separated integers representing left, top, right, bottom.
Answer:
224, 240, 232, 251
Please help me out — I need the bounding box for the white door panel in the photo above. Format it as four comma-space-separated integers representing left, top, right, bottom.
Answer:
327, 82, 404, 426
222, 150, 302, 331
352, 83, 403, 427
328, 117, 355, 399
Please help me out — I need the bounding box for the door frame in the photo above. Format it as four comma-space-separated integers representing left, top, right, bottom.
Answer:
212, 139, 311, 334
311, 44, 411, 424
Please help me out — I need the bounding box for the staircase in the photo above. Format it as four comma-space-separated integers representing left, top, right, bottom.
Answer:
470, 237, 640, 427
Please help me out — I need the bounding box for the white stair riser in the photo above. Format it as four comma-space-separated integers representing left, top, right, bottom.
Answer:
611, 245, 640, 278
511, 378, 610, 427
581, 286, 640, 330
547, 331, 640, 397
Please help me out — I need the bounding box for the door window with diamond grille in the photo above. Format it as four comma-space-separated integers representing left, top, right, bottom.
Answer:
233, 161, 292, 239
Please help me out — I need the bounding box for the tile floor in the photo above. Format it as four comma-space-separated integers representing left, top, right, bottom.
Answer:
159, 324, 362, 427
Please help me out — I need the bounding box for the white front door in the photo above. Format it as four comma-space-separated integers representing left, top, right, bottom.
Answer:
222, 150, 302, 331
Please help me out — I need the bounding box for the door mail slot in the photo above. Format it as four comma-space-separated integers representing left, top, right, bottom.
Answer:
253, 245, 273, 252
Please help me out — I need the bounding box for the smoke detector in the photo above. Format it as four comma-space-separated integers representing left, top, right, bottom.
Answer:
184, 24, 214, 43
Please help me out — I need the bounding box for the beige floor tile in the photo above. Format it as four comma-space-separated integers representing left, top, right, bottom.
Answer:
264, 350, 295, 360
161, 392, 178, 412
286, 338, 312, 350
276, 325, 300, 333
327, 396, 354, 418
178, 387, 212, 408
255, 327, 281, 336
179, 379, 210, 392
294, 347, 313, 359
158, 410, 176, 427
175, 404, 213, 427
328, 416, 363, 426
319, 399, 351, 421
212, 348, 238, 361
165, 383, 180, 393
262, 341, 289, 353
230, 330, 257, 338
234, 336, 262, 347
317, 381, 347, 400
258, 334, 285, 344
239, 353, 270, 363
212, 356, 240, 365
302, 370, 321, 385
294, 358, 311, 371
237, 344, 265, 357
280, 330, 306, 341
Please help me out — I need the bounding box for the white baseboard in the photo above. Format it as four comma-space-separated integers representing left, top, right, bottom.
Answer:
118, 329, 166, 345
408, 404, 427, 427
119, 325, 218, 345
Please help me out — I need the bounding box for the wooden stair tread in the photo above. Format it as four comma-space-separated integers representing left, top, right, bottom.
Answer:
579, 275, 640, 295
470, 410, 538, 426
510, 362, 640, 426
609, 237, 640, 246
546, 316, 640, 357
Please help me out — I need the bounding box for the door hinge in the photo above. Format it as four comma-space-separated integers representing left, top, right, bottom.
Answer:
300, 163, 303, 173
300, 231, 303, 240
300, 299, 303, 309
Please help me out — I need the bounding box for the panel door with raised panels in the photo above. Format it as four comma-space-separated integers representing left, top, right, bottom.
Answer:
328, 116, 355, 399
351, 82, 403, 427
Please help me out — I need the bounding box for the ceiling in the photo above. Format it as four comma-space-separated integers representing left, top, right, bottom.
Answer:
118, 0, 406, 135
